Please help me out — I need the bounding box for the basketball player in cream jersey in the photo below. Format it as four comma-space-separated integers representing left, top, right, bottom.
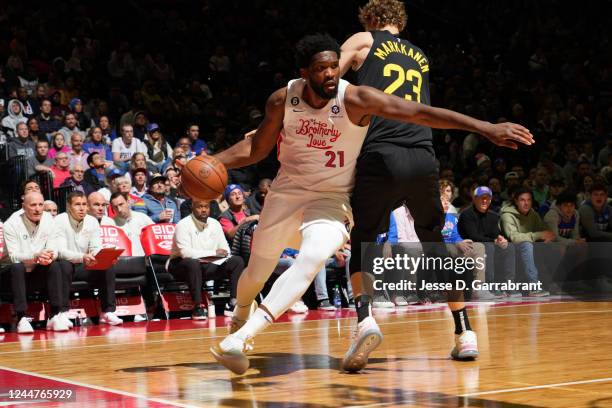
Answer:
210, 34, 533, 375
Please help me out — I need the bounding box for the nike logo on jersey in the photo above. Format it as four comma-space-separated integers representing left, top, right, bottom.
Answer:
292, 109, 304, 112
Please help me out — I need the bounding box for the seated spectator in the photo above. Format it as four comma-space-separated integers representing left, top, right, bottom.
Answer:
130, 168, 148, 197
83, 127, 113, 163
97, 169, 123, 202
61, 164, 95, 195
53, 192, 122, 326
219, 184, 258, 242
439, 180, 492, 300
126, 152, 156, 182
578, 183, 612, 241
1, 99, 28, 137
27, 117, 41, 143
2, 192, 67, 333
36, 99, 62, 139
488, 177, 504, 212
142, 174, 180, 223
84, 152, 108, 191
68, 98, 92, 130
98, 115, 117, 141
532, 167, 550, 208
544, 191, 584, 244
48, 132, 71, 159
164, 166, 182, 200
161, 148, 187, 173
113, 176, 147, 215
501, 171, 521, 202
57, 113, 83, 142
25, 139, 53, 178
144, 123, 172, 171
538, 178, 566, 216
42, 200, 58, 217
245, 178, 271, 215
112, 124, 148, 173
68, 132, 89, 169
176, 137, 195, 159
50, 152, 72, 188
168, 199, 245, 320
500, 187, 554, 296
186, 123, 208, 155
577, 174, 594, 204
109, 192, 154, 257
88, 192, 115, 225
458, 186, 517, 297
7, 122, 36, 159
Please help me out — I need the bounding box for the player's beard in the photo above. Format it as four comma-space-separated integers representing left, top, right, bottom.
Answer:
310, 80, 338, 100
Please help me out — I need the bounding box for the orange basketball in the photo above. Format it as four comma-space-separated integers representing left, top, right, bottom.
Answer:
181, 155, 228, 201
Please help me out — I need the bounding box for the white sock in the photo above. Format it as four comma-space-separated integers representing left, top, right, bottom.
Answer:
232, 309, 273, 341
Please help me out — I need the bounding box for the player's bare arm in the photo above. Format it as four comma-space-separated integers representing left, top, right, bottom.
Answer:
339, 32, 373, 75
214, 88, 287, 169
344, 84, 535, 150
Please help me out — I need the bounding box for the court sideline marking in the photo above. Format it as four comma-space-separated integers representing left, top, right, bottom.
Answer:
0, 306, 609, 356
0, 365, 197, 408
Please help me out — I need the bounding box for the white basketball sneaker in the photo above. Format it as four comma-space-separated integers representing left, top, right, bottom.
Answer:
210, 334, 254, 375
451, 330, 479, 360
341, 316, 383, 372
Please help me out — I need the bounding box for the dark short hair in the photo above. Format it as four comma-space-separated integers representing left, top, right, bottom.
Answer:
589, 183, 608, 194
555, 191, 577, 206
36, 139, 49, 146
86, 151, 100, 166
67, 191, 86, 205
20, 179, 40, 196
109, 191, 126, 204
512, 187, 533, 201
295, 33, 340, 69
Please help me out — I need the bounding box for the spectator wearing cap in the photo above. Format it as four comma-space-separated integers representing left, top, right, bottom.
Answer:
131, 168, 148, 197
84, 152, 109, 190
112, 124, 148, 173
142, 174, 180, 223
50, 152, 72, 188
500, 187, 554, 296
459, 186, 516, 296
68, 132, 89, 169
439, 180, 491, 300
144, 123, 172, 171
132, 111, 148, 141
83, 126, 113, 163
578, 183, 612, 241
97, 169, 123, 202
186, 123, 208, 155
538, 178, 567, 216
68, 98, 92, 130
219, 184, 259, 242
61, 163, 95, 195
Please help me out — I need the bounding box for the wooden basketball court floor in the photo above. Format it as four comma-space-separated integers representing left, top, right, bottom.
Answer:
0, 298, 610, 407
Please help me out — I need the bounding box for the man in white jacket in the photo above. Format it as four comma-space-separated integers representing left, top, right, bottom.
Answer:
53, 191, 122, 325
3, 192, 68, 333
168, 199, 245, 320
109, 192, 154, 256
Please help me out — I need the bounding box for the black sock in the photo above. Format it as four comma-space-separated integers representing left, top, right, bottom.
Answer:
51, 307, 61, 316
355, 295, 372, 323
451, 307, 472, 335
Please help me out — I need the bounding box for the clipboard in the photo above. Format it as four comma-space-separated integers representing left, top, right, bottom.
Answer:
200, 256, 229, 265
85, 247, 124, 270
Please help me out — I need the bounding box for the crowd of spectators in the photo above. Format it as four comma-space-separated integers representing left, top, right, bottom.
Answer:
0, 0, 610, 329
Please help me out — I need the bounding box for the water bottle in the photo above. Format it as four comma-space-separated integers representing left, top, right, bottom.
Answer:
333, 285, 342, 309
74, 311, 81, 328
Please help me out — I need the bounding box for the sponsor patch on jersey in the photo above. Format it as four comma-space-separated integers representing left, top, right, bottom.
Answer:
331, 105, 340, 114
291, 97, 299, 106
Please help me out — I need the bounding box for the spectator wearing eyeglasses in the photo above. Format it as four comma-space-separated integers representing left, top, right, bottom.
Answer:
61, 164, 95, 195
176, 137, 195, 160
50, 153, 72, 188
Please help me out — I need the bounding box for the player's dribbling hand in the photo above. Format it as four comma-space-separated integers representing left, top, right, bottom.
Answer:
483, 122, 535, 150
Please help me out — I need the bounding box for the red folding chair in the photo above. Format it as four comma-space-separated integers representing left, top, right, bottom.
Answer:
140, 224, 175, 319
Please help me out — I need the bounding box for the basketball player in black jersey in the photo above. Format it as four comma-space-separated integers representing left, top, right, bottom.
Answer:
338, 0, 532, 372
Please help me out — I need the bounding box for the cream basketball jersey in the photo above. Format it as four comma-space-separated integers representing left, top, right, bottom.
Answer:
278, 78, 369, 193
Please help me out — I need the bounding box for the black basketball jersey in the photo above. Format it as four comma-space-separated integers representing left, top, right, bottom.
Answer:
356, 31, 433, 152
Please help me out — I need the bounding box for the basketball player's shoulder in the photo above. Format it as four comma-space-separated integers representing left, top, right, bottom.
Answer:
267, 87, 288, 108
341, 31, 374, 51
